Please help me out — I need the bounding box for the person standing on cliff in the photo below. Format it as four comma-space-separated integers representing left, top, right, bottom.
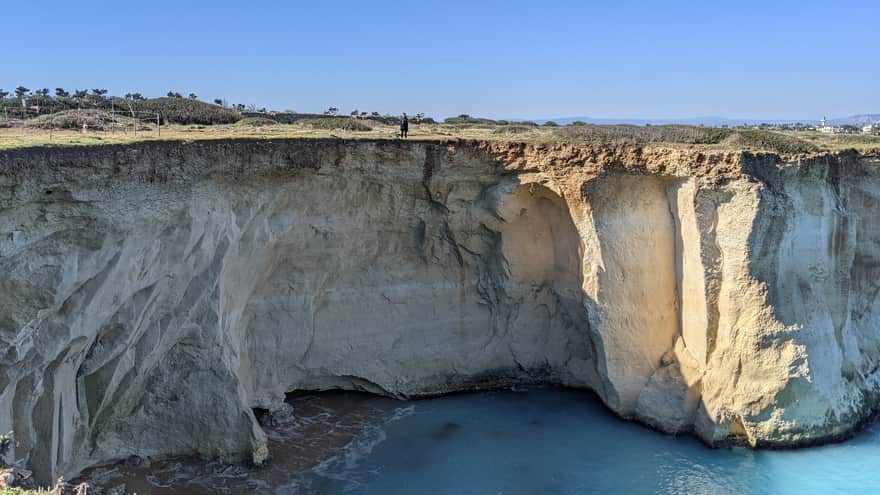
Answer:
400, 113, 409, 138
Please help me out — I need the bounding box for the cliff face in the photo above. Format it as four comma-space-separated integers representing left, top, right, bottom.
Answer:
1, 140, 879, 483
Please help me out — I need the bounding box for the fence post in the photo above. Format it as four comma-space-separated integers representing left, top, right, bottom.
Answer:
157, 113, 160, 137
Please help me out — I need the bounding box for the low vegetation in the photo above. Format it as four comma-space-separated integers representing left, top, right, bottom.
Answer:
114, 97, 240, 125
722, 129, 819, 154
552, 124, 734, 145
301, 117, 373, 132
443, 114, 499, 126
0, 91, 873, 156
22, 110, 149, 131
796, 132, 880, 151
546, 124, 823, 154
493, 125, 537, 135
1, 92, 241, 126
235, 116, 279, 127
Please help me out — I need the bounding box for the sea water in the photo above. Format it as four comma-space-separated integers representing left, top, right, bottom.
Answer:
84, 387, 880, 494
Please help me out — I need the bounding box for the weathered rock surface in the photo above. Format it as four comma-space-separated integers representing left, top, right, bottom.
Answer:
1, 139, 879, 483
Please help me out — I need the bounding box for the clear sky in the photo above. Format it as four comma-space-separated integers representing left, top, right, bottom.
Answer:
2, 0, 877, 120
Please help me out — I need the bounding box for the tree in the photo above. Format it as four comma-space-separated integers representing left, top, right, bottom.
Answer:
213, 98, 223, 105
543, 120, 559, 127
167, 91, 183, 98
131, 93, 145, 100
92, 88, 108, 96
73, 89, 88, 99
55, 88, 70, 98
15, 86, 30, 98
188, 93, 198, 100
35, 88, 50, 97
325, 106, 338, 116
351, 109, 359, 117
0, 89, 8, 100
371, 111, 380, 117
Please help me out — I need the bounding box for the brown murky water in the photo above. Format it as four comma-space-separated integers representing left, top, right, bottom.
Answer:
77, 391, 400, 494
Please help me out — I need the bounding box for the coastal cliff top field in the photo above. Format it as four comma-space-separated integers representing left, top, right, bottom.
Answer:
2, 118, 879, 157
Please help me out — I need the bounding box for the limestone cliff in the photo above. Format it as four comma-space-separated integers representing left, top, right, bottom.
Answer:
1, 139, 879, 483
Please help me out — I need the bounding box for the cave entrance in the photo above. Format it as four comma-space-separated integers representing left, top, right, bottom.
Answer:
491, 181, 597, 388
496, 182, 584, 295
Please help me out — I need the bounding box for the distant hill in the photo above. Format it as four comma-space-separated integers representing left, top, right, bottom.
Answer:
828, 114, 880, 126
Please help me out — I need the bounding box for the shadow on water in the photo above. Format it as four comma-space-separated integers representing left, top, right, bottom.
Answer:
79, 386, 880, 495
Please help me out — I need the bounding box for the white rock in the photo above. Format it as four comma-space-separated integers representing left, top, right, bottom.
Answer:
0, 141, 878, 483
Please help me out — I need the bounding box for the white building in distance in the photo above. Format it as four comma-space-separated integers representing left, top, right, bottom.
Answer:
818, 116, 837, 134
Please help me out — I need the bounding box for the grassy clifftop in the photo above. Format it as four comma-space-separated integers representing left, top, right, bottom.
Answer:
1, 120, 878, 156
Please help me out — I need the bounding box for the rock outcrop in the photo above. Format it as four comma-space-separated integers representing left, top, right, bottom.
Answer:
1, 139, 879, 483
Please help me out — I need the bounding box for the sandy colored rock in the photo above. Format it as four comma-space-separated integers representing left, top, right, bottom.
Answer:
1, 139, 879, 483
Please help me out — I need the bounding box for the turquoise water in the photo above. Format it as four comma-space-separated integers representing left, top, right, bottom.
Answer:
86, 387, 880, 494
293, 387, 880, 495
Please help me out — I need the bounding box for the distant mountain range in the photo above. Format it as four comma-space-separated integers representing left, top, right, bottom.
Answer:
828, 114, 880, 126
513, 114, 880, 127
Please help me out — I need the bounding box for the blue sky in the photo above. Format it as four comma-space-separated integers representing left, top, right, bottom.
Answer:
2, 0, 877, 120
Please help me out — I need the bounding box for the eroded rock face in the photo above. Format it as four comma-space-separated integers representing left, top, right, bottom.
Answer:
1, 140, 878, 483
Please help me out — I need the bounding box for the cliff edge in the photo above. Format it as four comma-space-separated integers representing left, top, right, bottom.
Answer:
1, 139, 879, 482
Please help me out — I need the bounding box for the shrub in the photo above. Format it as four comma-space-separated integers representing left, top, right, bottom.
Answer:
23, 109, 150, 131
553, 124, 734, 145
112, 97, 240, 125
235, 117, 279, 127
723, 129, 819, 154
493, 125, 536, 135
543, 121, 559, 127
301, 117, 373, 132
551, 124, 818, 153
443, 114, 498, 125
